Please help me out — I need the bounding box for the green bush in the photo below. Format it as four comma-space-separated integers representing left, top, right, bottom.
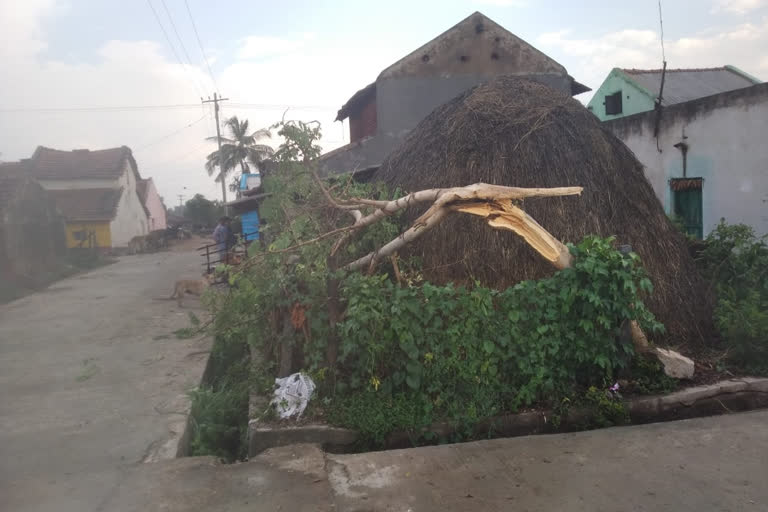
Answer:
188, 333, 250, 461
317, 236, 662, 443
697, 221, 768, 374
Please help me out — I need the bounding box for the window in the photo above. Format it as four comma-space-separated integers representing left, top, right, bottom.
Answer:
671, 178, 703, 239
605, 91, 623, 116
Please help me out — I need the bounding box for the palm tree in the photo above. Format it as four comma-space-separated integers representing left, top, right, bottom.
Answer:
205, 116, 273, 202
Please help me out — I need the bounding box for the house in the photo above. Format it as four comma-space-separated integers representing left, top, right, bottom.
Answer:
22, 146, 150, 248
0, 162, 67, 291
319, 11, 589, 176
604, 82, 768, 238
137, 177, 167, 231
225, 173, 267, 241
587, 66, 761, 121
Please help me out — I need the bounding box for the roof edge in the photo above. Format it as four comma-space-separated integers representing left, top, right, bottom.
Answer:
724, 64, 763, 84
614, 68, 658, 101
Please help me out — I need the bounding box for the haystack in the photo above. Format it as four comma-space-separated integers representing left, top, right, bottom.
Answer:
376, 76, 713, 346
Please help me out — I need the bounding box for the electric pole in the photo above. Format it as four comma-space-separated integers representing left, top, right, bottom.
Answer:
177, 194, 184, 208
202, 92, 229, 207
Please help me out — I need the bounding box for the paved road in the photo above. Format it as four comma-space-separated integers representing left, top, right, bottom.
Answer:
0, 247, 211, 512
102, 411, 768, 511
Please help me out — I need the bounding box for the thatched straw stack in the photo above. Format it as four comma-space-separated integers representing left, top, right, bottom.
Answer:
376, 76, 712, 346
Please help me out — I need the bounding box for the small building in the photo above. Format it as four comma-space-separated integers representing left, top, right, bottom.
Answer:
319, 11, 589, 176
225, 173, 266, 241
0, 163, 67, 290
604, 82, 768, 237
22, 146, 150, 248
137, 178, 168, 231
587, 66, 760, 121
47, 188, 126, 248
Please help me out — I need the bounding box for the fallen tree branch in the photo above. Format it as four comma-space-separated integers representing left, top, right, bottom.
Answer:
344, 184, 582, 270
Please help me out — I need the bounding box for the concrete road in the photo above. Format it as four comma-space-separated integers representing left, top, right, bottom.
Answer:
74, 411, 768, 511
0, 247, 211, 512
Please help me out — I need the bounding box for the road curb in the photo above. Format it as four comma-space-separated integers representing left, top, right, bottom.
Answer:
247, 377, 768, 456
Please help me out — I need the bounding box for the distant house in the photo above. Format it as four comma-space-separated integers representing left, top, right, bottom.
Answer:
319, 11, 589, 176
604, 82, 768, 238
0, 162, 67, 290
587, 66, 761, 121
22, 146, 150, 248
137, 178, 167, 231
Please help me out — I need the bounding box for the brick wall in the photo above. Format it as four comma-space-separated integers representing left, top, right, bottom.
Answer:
349, 94, 377, 143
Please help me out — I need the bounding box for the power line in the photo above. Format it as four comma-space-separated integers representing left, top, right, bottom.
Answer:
184, 0, 219, 92
0, 102, 338, 114
134, 114, 208, 151
146, 0, 203, 98
0, 103, 202, 113
159, 0, 203, 89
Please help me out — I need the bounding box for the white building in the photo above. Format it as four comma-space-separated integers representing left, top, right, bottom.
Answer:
604, 82, 768, 237
23, 146, 150, 247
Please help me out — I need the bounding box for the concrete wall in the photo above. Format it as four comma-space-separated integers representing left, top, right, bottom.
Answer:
587, 69, 655, 121
605, 84, 768, 236
377, 73, 571, 138
142, 179, 167, 231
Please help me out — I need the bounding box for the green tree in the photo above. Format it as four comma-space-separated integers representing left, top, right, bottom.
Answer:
184, 194, 224, 227
205, 116, 274, 198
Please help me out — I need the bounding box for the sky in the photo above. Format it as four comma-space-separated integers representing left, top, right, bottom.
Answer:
1, 0, 766, 206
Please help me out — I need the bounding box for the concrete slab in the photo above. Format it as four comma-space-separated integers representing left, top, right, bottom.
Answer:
65, 411, 768, 511
327, 410, 768, 511
0, 248, 211, 512
99, 445, 334, 512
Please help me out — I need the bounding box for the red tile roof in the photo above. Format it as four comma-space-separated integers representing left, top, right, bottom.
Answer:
49, 188, 123, 222
26, 146, 138, 180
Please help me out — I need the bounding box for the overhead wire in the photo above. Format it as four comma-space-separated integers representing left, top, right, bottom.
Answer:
134, 114, 208, 151
0, 103, 337, 113
159, 0, 205, 94
146, 0, 204, 98
184, 0, 219, 93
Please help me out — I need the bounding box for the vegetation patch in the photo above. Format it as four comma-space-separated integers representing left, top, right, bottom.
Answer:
695, 221, 768, 375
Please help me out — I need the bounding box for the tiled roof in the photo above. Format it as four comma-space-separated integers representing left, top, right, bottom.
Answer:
49, 188, 123, 222
26, 146, 136, 180
621, 66, 761, 105
0, 162, 28, 214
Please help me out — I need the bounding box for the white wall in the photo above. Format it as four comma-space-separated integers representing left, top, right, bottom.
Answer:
606, 87, 768, 236
109, 162, 149, 246
37, 178, 117, 190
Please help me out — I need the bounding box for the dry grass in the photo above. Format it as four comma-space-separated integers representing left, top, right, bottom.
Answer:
376, 76, 713, 347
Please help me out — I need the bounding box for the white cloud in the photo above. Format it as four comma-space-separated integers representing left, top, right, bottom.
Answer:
237, 33, 315, 60
712, 0, 767, 14
537, 19, 768, 101
0, 5, 404, 203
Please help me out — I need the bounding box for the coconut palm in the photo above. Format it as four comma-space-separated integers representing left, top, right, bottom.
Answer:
205, 116, 274, 201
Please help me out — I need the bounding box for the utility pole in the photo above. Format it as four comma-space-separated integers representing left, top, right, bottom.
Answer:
177, 194, 185, 208
202, 92, 229, 207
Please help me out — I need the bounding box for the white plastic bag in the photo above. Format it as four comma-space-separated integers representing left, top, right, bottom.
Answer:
271, 373, 316, 419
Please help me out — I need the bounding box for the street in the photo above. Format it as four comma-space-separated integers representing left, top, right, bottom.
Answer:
0, 246, 211, 512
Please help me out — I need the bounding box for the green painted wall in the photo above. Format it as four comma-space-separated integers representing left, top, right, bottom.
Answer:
587, 69, 655, 121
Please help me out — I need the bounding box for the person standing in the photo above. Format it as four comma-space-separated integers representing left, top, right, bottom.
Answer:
212, 216, 231, 256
